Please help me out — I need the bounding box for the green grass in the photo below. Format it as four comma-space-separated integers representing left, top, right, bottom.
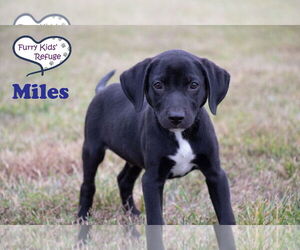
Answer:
0, 26, 299, 225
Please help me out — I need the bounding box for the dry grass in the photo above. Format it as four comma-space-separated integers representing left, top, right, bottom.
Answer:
1, 141, 80, 179
0, 225, 299, 249
0, 26, 299, 225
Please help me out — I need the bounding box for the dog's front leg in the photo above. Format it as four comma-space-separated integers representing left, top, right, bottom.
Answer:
197, 155, 235, 225
208, 169, 235, 225
142, 171, 165, 225
203, 167, 235, 225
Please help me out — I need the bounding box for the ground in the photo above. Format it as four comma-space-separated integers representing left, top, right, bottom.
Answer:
0, 26, 299, 224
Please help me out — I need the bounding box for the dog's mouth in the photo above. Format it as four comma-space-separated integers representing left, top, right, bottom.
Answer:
155, 110, 195, 131
158, 118, 194, 131
169, 124, 187, 130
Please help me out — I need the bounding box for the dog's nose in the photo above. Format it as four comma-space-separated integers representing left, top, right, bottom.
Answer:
168, 111, 185, 125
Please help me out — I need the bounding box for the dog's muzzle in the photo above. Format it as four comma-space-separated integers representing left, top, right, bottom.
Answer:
168, 110, 185, 126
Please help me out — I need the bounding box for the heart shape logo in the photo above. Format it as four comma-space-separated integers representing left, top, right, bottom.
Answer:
13, 35, 72, 76
13, 13, 70, 25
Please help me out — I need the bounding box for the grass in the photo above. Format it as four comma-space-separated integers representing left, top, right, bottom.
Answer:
0, 26, 299, 225
0, 225, 299, 249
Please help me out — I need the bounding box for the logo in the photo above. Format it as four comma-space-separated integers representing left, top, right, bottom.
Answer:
13, 35, 71, 76
12, 36, 71, 99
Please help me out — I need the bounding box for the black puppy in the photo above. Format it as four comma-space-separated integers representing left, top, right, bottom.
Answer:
78, 50, 235, 225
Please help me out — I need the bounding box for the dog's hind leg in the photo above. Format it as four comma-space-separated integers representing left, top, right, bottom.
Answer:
78, 141, 105, 221
117, 162, 142, 216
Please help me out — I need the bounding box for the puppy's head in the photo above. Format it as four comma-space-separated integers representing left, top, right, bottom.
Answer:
120, 50, 230, 130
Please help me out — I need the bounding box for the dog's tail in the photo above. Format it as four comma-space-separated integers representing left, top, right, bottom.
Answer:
95, 70, 116, 94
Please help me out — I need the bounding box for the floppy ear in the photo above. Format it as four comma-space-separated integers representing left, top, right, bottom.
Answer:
199, 58, 230, 115
120, 58, 152, 112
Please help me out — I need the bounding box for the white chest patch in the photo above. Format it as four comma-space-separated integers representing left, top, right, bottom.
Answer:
169, 130, 196, 177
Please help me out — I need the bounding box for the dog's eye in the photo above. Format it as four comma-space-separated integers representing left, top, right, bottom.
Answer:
189, 82, 199, 89
153, 81, 163, 90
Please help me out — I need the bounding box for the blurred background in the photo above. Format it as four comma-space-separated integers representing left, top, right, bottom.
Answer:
0, 26, 299, 224
1, 0, 300, 25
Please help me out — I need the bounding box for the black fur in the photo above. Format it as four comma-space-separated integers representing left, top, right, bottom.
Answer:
78, 50, 235, 225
